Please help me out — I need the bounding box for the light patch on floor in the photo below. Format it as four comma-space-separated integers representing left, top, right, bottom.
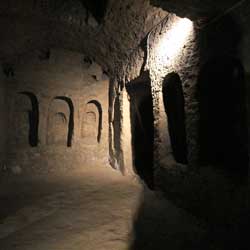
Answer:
0, 166, 206, 250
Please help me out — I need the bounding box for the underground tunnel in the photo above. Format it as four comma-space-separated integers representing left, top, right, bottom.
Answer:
0, 0, 250, 250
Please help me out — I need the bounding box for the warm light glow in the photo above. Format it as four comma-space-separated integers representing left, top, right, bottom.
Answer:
156, 17, 193, 66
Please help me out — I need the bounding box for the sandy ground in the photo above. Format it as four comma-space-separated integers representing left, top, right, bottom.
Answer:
0, 165, 207, 250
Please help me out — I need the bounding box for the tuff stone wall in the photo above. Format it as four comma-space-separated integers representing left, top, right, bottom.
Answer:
0, 0, 167, 175
4, 49, 109, 175
117, 14, 199, 176
115, 7, 250, 188
144, 7, 250, 224
1, 0, 250, 183
146, 14, 199, 170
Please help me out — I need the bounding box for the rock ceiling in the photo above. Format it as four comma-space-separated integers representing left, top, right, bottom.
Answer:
151, 0, 245, 19
0, 0, 248, 74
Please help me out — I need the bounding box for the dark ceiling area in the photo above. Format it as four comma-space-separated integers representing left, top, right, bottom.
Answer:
150, 0, 245, 19
80, 0, 108, 23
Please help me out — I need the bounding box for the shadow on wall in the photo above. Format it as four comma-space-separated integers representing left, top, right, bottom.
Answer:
197, 14, 248, 180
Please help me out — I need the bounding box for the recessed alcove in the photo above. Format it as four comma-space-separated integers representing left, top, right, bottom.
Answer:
15, 91, 39, 147
82, 100, 102, 144
127, 73, 154, 189
162, 72, 188, 164
47, 96, 74, 147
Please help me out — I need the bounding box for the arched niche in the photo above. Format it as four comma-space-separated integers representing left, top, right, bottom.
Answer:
81, 100, 102, 143
47, 96, 74, 147
162, 72, 188, 164
197, 56, 248, 176
126, 75, 154, 189
15, 91, 39, 147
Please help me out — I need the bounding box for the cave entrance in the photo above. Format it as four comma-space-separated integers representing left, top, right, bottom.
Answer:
127, 73, 154, 189
162, 73, 188, 164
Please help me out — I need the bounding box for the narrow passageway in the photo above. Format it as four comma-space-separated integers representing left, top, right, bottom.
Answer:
0, 166, 206, 250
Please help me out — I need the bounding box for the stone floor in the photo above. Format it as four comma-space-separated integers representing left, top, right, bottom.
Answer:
0, 165, 209, 250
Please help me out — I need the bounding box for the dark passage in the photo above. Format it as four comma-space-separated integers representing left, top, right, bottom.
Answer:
162, 73, 188, 164
198, 56, 248, 177
127, 79, 154, 189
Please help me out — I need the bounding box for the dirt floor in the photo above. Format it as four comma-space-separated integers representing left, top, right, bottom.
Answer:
0, 165, 210, 250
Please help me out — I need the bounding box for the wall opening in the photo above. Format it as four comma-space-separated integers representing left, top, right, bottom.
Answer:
162, 73, 188, 164
127, 75, 154, 189
82, 100, 102, 143
18, 92, 39, 147
197, 56, 248, 177
47, 96, 74, 147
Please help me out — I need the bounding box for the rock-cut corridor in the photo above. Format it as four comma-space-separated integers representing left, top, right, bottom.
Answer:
1, 1, 250, 250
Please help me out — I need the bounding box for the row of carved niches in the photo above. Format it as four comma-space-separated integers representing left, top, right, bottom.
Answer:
14, 92, 102, 147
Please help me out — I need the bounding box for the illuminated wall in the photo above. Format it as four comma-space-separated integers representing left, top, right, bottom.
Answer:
113, 14, 200, 175
145, 14, 199, 170
5, 49, 109, 174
